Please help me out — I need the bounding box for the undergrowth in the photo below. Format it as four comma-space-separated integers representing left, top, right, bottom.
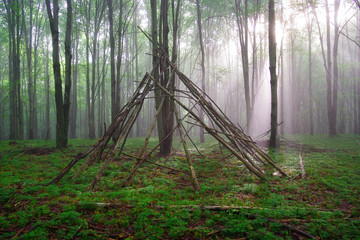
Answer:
0, 135, 359, 239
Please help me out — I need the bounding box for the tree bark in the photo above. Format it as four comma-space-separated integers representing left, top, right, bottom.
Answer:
107, 0, 116, 136
45, 0, 72, 148
330, 0, 340, 136
69, 12, 79, 139
22, 0, 36, 139
268, 0, 278, 148
234, 0, 251, 134
89, 0, 105, 139
358, 15, 360, 135
5, 0, 23, 140
85, 0, 92, 138
195, 0, 205, 142
151, 0, 176, 155
279, 0, 284, 135
325, 0, 335, 136
306, 10, 314, 135
44, 24, 51, 140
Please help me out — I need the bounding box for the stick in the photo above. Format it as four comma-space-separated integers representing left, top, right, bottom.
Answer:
121, 152, 189, 174
299, 143, 306, 179
174, 104, 201, 192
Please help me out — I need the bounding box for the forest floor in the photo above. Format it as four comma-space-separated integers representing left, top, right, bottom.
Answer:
0, 135, 359, 239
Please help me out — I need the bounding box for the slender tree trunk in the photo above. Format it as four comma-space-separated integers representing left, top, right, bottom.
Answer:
307, 15, 314, 135
69, 20, 79, 139
22, 0, 35, 139
151, 0, 161, 141
32, 1, 42, 139
251, 1, 260, 130
107, 0, 116, 133
152, 0, 164, 152
63, 0, 72, 143
268, 0, 278, 148
358, 15, 360, 135
330, 0, 340, 136
89, 26, 97, 139
116, 0, 123, 114
85, 0, 92, 138
325, 0, 335, 136
99, 32, 107, 136
289, 23, 298, 134
279, 1, 284, 135
133, 5, 142, 137
0, 49, 3, 139
160, 0, 173, 154
195, 0, 205, 142
96, 38, 101, 137
5, 0, 23, 140
234, 0, 251, 134
45, 0, 72, 147
45, 24, 51, 140
89, 0, 105, 139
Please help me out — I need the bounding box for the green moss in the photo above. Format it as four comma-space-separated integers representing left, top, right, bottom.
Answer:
0, 136, 359, 239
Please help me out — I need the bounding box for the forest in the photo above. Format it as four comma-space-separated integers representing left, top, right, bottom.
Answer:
0, 0, 359, 239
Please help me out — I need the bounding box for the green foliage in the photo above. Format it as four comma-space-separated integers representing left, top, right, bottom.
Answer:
0, 136, 359, 239
0, 187, 16, 203
21, 226, 49, 240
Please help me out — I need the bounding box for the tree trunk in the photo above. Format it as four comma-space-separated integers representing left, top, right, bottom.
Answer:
234, 0, 251, 134
85, 0, 92, 138
107, 0, 116, 136
306, 12, 314, 135
159, 0, 174, 155
63, 0, 72, 144
0, 49, 3, 139
289, 21, 299, 134
279, 0, 284, 135
268, 0, 278, 148
45, 0, 72, 148
22, 0, 35, 139
99, 32, 107, 136
195, 0, 205, 142
45, 24, 51, 140
150, 0, 178, 155
89, 0, 105, 139
69, 18, 79, 139
32, 1, 42, 139
330, 0, 340, 136
358, 15, 360, 135
325, 0, 335, 136
5, 0, 23, 140
89, 22, 97, 140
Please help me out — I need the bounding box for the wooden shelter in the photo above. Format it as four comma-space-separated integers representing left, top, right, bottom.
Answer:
47, 54, 287, 191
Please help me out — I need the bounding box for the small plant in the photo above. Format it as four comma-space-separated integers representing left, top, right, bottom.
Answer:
240, 183, 258, 194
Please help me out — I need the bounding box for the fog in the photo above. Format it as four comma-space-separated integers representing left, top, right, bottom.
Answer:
1, 0, 359, 142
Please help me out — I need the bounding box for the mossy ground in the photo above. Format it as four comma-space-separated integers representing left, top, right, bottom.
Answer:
0, 135, 359, 239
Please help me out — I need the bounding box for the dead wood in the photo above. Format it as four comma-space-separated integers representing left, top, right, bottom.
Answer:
47, 51, 287, 191
121, 152, 189, 174
299, 151, 306, 179
174, 104, 201, 192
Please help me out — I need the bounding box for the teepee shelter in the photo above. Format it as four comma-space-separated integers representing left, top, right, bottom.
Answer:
47, 53, 288, 191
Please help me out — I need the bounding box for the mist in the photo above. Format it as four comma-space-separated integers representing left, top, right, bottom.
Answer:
0, 0, 359, 143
